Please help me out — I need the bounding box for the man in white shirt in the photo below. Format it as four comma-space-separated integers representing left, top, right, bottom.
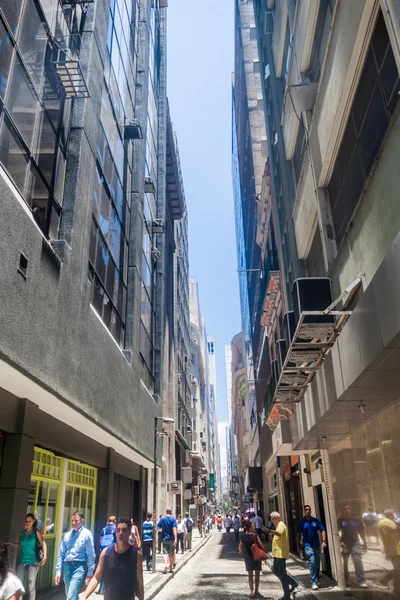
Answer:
233, 514, 241, 540
176, 515, 186, 554
225, 515, 232, 538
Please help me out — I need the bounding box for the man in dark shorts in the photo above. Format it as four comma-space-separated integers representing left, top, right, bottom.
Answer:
157, 508, 177, 574
82, 518, 144, 600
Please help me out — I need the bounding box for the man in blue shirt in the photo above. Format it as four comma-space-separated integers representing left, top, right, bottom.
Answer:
142, 512, 154, 570
296, 505, 327, 590
55, 511, 96, 600
157, 508, 177, 574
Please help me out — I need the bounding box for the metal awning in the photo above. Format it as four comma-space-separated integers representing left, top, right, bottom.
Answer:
273, 311, 352, 404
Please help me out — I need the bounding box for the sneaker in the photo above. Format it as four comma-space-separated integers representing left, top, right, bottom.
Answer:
359, 583, 368, 588
289, 581, 299, 592
311, 584, 318, 590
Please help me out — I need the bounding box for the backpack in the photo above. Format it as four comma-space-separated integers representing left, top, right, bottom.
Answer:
100, 525, 116, 549
185, 519, 193, 533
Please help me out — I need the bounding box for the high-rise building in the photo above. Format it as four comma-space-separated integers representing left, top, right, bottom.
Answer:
237, 0, 400, 595
0, 0, 185, 583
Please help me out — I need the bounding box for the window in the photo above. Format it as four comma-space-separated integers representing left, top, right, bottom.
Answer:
307, 0, 334, 83
292, 117, 306, 186
327, 12, 400, 247
305, 228, 325, 277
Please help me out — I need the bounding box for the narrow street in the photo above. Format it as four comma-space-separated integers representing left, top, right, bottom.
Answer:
153, 530, 353, 600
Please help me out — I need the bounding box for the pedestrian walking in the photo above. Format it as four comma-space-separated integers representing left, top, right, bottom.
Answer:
184, 512, 194, 551
54, 511, 95, 600
16, 513, 47, 600
378, 508, 400, 593
197, 514, 203, 538
337, 504, 368, 588
0, 542, 25, 600
233, 514, 241, 541
269, 512, 299, 600
157, 508, 177, 574
99, 515, 116, 593
225, 515, 232, 539
82, 518, 144, 600
296, 504, 327, 590
142, 512, 154, 571
129, 519, 141, 550
239, 520, 264, 598
176, 515, 185, 554
157, 515, 163, 553
252, 512, 264, 540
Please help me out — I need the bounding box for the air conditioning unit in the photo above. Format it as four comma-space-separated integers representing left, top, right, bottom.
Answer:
193, 485, 199, 496
182, 467, 192, 484
145, 176, 155, 194
159, 0, 168, 6
151, 219, 164, 234
124, 118, 143, 140
292, 278, 334, 328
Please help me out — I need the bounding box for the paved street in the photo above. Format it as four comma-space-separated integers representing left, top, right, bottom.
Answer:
153, 530, 355, 600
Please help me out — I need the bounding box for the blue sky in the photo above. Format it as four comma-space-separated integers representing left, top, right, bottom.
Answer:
167, 0, 240, 430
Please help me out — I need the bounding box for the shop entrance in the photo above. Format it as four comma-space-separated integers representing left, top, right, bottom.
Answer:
314, 484, 332, 577
28, 447, 97, 590
281, 456, 303, 553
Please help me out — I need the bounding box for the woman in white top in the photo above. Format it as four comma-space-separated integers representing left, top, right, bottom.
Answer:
0, 543, 25, 600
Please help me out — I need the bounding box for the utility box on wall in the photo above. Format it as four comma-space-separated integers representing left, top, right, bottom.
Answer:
182, 467, 192, 484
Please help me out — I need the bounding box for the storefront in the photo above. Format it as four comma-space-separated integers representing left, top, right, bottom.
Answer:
329, 401, 400, 598
28, 447, 98, 590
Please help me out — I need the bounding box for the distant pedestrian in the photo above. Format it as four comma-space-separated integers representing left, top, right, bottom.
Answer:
82, 518, 144, 600
55, 511, 95, 600
129, 519, 141, 550
157, 515, 163, 553
296, 505, 327, 590
99, 515, 116, 593
253, 512, 264, 539
142, 512, 154, 571
197, 515, 203, 538
239, 520, 264, 598
269, 512, 298, 600
176, 515, 185, 554
157, 508, 177, 574
233, 514, 241, 540
16, 513, 47, 600
225, 515, 232, 538
0, 542, 25, 600
337, 505, 368, 588
184, 512, 194, 551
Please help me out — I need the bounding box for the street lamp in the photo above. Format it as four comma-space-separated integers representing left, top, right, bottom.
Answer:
152, 416, 174, 573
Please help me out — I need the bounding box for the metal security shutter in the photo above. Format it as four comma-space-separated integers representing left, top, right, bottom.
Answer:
113, 474, 134, 519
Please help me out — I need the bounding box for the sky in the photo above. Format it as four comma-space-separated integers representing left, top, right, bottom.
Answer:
167, 1, 240, 447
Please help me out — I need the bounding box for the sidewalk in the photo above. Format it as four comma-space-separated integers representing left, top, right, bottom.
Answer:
265, 554, 355, 600
37, 529, 211, 600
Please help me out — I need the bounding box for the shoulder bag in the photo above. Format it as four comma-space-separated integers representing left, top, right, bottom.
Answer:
251, 534, 268, 561
35, 530, 44, 563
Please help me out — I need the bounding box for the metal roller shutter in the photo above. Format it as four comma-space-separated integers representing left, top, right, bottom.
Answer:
113, 474, 134, 519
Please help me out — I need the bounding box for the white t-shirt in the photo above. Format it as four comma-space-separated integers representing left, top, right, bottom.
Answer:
233, 516, 241, 529
225, 517, 232, 528
177, 520, 186, 534
0, 572, 25, 600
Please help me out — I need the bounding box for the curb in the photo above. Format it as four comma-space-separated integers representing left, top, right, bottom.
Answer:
144, 534, 212, 600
